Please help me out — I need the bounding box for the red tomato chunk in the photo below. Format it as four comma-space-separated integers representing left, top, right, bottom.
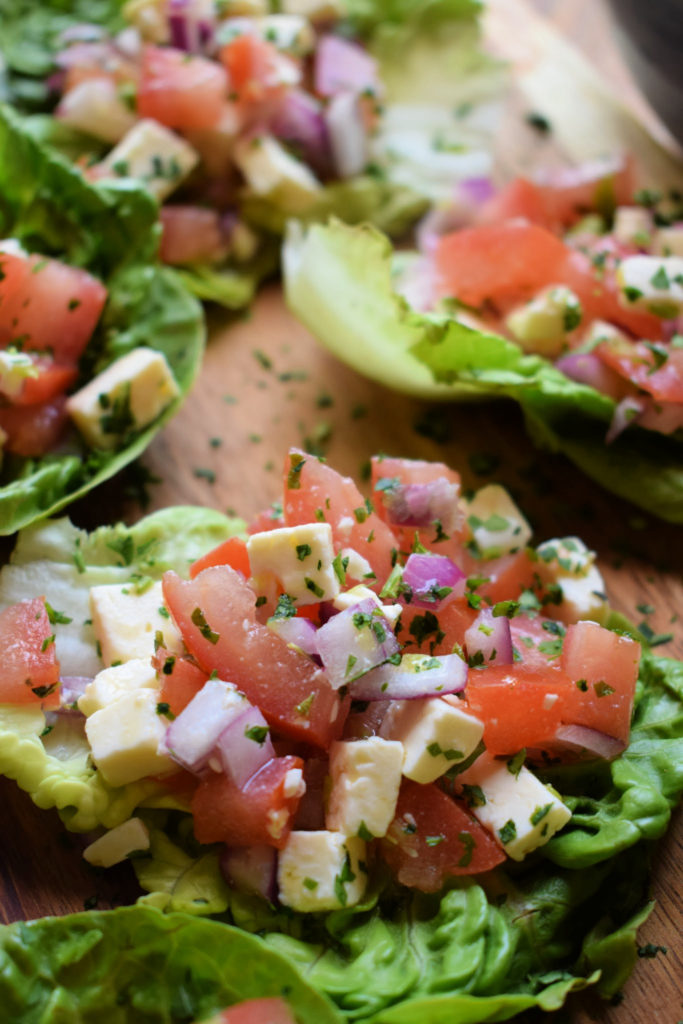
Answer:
0, 597, 60, 706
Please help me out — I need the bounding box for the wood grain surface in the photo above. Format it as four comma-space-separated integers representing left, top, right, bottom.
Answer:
0, 1, 681, 1021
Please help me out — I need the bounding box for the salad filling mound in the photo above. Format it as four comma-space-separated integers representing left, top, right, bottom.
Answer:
0, 450, 681, 1021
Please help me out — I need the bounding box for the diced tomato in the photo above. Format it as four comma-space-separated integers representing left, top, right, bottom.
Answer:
596, 338, 683, 402
138, 46, 227, 130
0, 248, 107, 364
159, 206, 230, 266
478, 178, 553, 229
559, 250, 664, 340
210, 997, 297, 1024
473, 550, 537, 604
190, 536, 250, 579
248, 506, 285, 534
560, 620, 639, 744
397, 596, 478, 655
0, 397, 69, 457
152, 646, 208, 717
192, 755, 304, 849
370, 455, 465, 563
220, 34, 294, 104
60, 41, 138, 94
11, 358, 77, 406
283, 449, 397, 587
0, 597, 60, 706
435, 221, 569, 308
162, 566, 348, 748
151, 768, 198, 805
537, 154, 636, 225
380, 780, 505, 891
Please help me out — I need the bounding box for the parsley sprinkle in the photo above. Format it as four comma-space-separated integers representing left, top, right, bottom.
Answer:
245, 725, 269, 744
41, 634, 55, 653
462, 784, 486, 807
457, 831, 476, 867
190, 607, 220, 644
295, 693, 315, 716
45, 601, 72, 625
304, 577, 324, 598
296, 543, 312, 561
357, 821, 374, 841
506, 749, 526, 778
303, 877, 318, 891
273, 594, 297, 620
498, 820, 517, 845
156, 702, 175, 719
594, 680, 615, 697
287, 453, 306, 490
425, 835, 445, 847
650, 265, 670, 289
530, 803, 553, 826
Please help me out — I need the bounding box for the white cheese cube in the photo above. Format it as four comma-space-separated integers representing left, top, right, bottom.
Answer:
612, 206, 653, 248
280, 0, 343, 19
0, 349, 39, 400
254, 15, 315, 55
458, 754, 571, 861
79, 658, 159, 717
616, 255, 683, 317
57, 79, 137, 144
234, 135, 321, 213
67, 347, 180, 451
505, 285, 582, 357
278, 831, 367, 912
326, 737, 403, 838
99, 119, 199, 200
333, 584, 402, 627
247, 523, 340, 606
85, 689, 174, 786
653, 226, 683, 258
465, 485, 532, 559
122, 0, 170, 42
83, 817, 150, 867
380, 697, 484, 784
536, 537, 608, 624
89, 580, 183, 667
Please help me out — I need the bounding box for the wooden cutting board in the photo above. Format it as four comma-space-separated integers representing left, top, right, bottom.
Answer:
0, 1, 681, 1021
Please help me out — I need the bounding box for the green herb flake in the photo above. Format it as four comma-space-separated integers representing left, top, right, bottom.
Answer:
457, 831, 476, 867
498, 819, 517, 845
530, 803, 553, 826
303, 877, 319, 891
287, 453, 306, 490
190, 606, 220, 644
245, 725, 269, 745
45, 601, 72, 625
507, 749, 526, 778
594, 680, 615, 697
425, 834, 445, 847
296, 543, 312, 561
156, 702, 175, 719
357, 821, 374, 841
462, 784, 486, 808
295, 693, 315, 716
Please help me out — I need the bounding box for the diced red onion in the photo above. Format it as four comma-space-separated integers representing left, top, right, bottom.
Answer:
269, 90, 331, 176
167, 0, 215, 54
605, 396, 645, 443
551, 724, 626, 761
55, 41, 114, 70
325, 92, 367, 179
314, 34, 379, 98
166, 679, 246, 774
464, 608, 513, 667
215, 705, 275, 787
315, 598, 399, 689
267, 615, 319, 656
402, 554, 466, 609
349, 652, 468, 701
555, 352, 627, 401
220, 844, 278, 901
383, 479, 461, 535
60, 676, 91, 709
459, 176, 496, 207
393, 254, 438, 312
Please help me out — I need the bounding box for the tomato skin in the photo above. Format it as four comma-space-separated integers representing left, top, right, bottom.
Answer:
380, 780, 505, 891
397, 597, 477, 655
597, 339, 683, 402
0, 249, 107, 364
0, 397, 68, 457
152, 646, 208, 717
559, 250, 664, 340
213, 997, 297, 1024
220, 35, 290, 104
12, 359, 78, 406
138, 46, 227, 130
466, 550, 537, 604
284, 449, 397, 586
191, 755, 304, 849
159, 206, 229, 266
162, 566, 348, 748
478, 178, 552, 229
189, 536, 250, 579
0, 597, 60, 706
560, 620, 639, 744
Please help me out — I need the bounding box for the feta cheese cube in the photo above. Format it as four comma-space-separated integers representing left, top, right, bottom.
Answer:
536, 537, 609, 624
67, 347, 180, 451
326, 737, 403, 838
85, 689, 174, 786
612, 206, 653, 248
333, 584, 402, 627
465, 485, 532, 559
505, 285, 582, 357
254, 15, 315, 55
83, 817, 150, 867
78, 658, 159, 717
247, 523, 340, 605
458, 753, 571, 860
0, 349, 40, 400
278, 831, 367, 912
57, 79, 137, 144
89, 580, 183, 667
234, 135, 321, 213
380, 697, 484, 784
98, 119, 200, 200
616, 255, 683, 317
653, 225, 683, 258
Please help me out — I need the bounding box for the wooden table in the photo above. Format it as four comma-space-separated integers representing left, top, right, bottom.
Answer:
1, 1, 681, 1021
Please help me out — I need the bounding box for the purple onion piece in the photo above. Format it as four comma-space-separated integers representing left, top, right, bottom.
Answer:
349, 653, 467, 701
267, 615, 318, 656
555, 352, 625, 400
605, 396, 645, 444
315, 597, 400, 689
60, 676, 91, 709
215, 705, 275, 788
314, 34, 379, 98
220, 844, 278, 901
459, 176, 496, 206
550, 724, 626, 761
165, 679, 246, 774
464, 608, 513, 667
167, 0, 216, 54
402, 553, 466, 610
325, 91, 367, 179
269, 90, 331, 176
383, 479, 461, 535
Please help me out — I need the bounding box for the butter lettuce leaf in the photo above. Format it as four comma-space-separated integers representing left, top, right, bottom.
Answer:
284, 219, 683, 522
0, 905, 343, 1024
0, 104, 205, 532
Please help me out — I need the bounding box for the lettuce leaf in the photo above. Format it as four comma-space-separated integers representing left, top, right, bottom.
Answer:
283, 219, 683, 522
0, 104, 205, 532
0, 509, 244, 829
0, 905, 343, 1024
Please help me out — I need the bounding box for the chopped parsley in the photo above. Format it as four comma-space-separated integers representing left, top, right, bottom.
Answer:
190, 606, 220, 644
245, 725, 269, 745
45, 601, 72, 625
457, 831, 476, 867
498, 819, 517, 845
